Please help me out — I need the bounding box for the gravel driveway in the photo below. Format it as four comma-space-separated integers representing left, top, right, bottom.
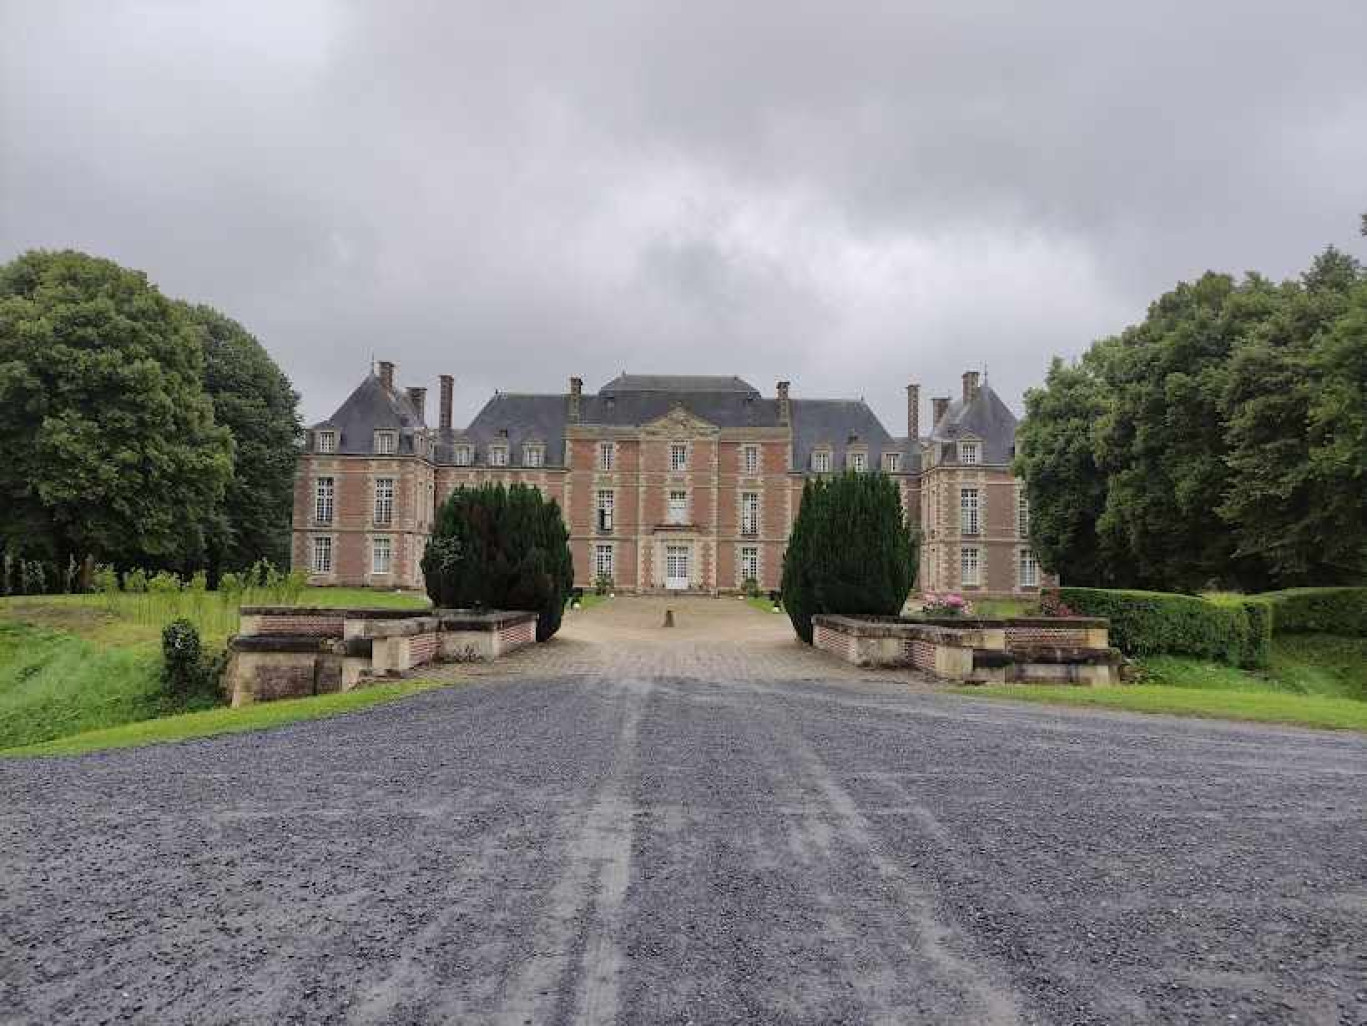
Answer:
3, 673, 1364, 1025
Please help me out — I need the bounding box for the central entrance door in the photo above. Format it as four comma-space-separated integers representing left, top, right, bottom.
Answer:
665, 544, 690, 590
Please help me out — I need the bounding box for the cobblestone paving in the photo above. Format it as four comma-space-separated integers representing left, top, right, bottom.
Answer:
426, 595, 935, 685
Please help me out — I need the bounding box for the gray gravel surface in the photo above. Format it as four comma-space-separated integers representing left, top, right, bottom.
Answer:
2, 676, 1364, 1025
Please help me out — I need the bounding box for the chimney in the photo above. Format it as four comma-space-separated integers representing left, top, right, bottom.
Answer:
406, 386, 427, 424
932, 395, 950, 426
439, 374, 454, 431
377, 360, 395, 391
568, 376, 583, 422
962, 370, 981, 404
776, 381, 791, 426
905, 382, 920, 440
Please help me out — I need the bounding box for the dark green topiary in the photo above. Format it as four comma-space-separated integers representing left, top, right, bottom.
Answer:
781, 472, 918, 644
1257, 587, 1367, 637
1058, 587, 1270, 668
421, 483, 574, 642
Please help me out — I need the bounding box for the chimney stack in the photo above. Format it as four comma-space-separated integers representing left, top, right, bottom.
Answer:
438, 374, 454, 431
568, 376, 583, 422
932, 395, 950, 426
377, 360, 395, 391
406, 386, 427, 423
776, 381, 791, 425
905, 382, 920, 440
962, 370, 981, 404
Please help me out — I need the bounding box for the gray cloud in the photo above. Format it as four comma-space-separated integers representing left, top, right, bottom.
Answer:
3, 0, 1364, 431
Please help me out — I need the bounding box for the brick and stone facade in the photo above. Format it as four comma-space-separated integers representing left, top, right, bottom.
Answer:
293, 364, 1048, 597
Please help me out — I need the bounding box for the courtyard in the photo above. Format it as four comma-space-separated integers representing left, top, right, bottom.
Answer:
2, 597, 1364, 1024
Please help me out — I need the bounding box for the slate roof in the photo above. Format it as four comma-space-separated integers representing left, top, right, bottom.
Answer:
599, 374, 759, 394
790, 399, 921, 474
310, 373, 426, 456
441, 393, 569, 467
927, 384, 1019, 465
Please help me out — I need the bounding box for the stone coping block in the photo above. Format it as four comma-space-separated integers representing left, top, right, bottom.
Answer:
1009, 645, 1121, 665
348, 616, 440, 639
813, 614, 1004, 650
240, 605, 432, 620
434, 609, 539, 632
230, 635, 373, 657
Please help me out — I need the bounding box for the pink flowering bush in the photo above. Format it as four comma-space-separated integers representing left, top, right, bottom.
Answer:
920, 592, 974, 618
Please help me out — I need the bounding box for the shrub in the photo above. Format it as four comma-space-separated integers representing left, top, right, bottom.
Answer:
421, 483, 574, 642
921, 592, 973, 617
125, 568, 148, 593
594, 574, 614, 596
1037, 588, 1076, 618
781, 473, 918, 644
161, 619, 206, 700
742, 577, 761, 599
1059, 587, 1270, 668
1257, 588, 1367, 637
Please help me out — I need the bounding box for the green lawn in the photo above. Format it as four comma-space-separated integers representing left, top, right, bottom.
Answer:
971, 598, 1033, 618
1141, 635, 1367, 700
568, 592, 609, 611
2, 679, 447, 758
746, 595, 784, 614
956, 683, 1367, 732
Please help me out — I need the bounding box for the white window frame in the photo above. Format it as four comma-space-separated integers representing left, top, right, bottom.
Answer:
739, 545, 759, 584
523, 444, 544, 467
741, 492, 759, 535
594, 543, 614, 581
454, 444, 473, 466
1018, 489, 1030, 538
311, 535, 333, 574
667, 489, 688, 525
669, 442, 688, 472
372, 536, 392, 575
883, 451, 902, 473
960, 487, 980, 537
374, 430, 397, 455
812, 449, 832, 473
489, 444, 508, 467
1019, 548, 1039, 588
314, 477, 334, 523
374, 477, 395, 526
961, 546, 981, 587
316, 430, 336, 454
848, 450, 867, 473
596, 489, 614, 532
597, 441, 615, 471
743, 445, 759, 475
959, 440, 981, 465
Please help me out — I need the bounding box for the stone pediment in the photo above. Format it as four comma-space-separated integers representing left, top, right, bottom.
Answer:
641, 404, 719, 438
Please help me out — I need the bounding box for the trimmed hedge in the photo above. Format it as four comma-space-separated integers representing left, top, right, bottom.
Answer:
1057, 588, 1271, 668
1256, 588, 1367, 637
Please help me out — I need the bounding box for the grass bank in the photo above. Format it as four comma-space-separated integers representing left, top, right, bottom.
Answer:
2, 679, 446, 758
956, 683, 1367, 732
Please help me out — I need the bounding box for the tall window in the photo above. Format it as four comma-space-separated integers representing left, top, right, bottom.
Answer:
311, 536, 333, 573
489, 445, 508, 467
960, 488, 980, 536
848, 451, 867, 472
596, 489, 614, 532
667, 489, 688, 524
1017, 490, 1030, 538
743, 445, 759, 475
883, 451, 902, 473
961, 546, 981, 586
669, 442, 687, 471
594, 543, 614, 581
372, 536, 392, 575
374, 430, 397, 455
741, 492, 759, 535
1019, 548, 1039, 588
740, 545, 759, 583
959, 440, 980, 465
597, 441, 615, 471
316, 430, 336, 453
314, 477, 334, 523
523, 444, 544, 467
374, 478, 395, 525
812, 449, 831, 473
454, 444, 472, 466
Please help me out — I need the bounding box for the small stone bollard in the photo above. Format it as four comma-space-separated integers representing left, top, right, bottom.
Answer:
663, 609, 675, 628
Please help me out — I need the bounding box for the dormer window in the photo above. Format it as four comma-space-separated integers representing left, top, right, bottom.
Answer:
316, 430, 337, 454
812, 449, 832, 473
847, 450, 868, 473
489, 444, 508, 467
454, 444, 472, 466
959, 440, 980, 465
374, 430, 397, 455
883, 451, 902, 473
523, 444, 545, 467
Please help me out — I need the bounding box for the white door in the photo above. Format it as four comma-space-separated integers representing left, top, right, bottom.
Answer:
665, 545, 690, 590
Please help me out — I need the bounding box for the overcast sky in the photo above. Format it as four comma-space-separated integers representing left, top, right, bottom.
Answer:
3, 1, 1365, 429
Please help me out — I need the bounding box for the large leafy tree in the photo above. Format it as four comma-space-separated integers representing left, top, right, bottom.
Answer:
178, 302, 301, 573
0, 251, 232, 569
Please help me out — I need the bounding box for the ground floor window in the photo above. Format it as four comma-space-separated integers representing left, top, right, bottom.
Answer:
594, 542, 614, 581
311, 536, 333, 574
372, 536, 392, 575
1019, 548, 1038, 587
960, 546, 981, 586
739, 545, 759, 584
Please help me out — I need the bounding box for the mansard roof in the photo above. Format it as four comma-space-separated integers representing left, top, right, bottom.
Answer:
311, 373, 425, 455
599, 374, 759, 395
928, 383, 1019, 464
790, 399, 921, 474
